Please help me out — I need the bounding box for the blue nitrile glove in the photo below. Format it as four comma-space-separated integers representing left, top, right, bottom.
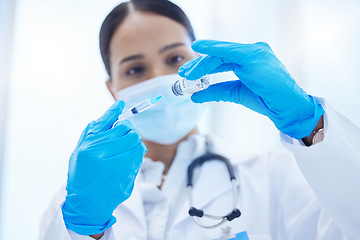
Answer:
179, 40, 324, 139
62, 100, 147, 235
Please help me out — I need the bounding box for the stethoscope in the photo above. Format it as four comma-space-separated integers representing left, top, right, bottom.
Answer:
186, 137, 241, 229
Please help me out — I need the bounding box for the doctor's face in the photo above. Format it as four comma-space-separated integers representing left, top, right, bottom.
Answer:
107, 11, 197, 95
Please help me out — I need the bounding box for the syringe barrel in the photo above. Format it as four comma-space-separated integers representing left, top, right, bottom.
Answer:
132, 99, 152, 113
117, 101, 151, 122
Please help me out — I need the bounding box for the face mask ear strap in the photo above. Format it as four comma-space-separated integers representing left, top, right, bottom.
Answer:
106, 79, 119, 100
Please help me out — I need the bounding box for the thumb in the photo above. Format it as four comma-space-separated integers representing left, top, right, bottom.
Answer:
90, 100, 125, 133
191, 81, 241, 103
191, 80, 275, 119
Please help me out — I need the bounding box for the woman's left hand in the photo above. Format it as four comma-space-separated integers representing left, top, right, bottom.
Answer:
179, 39, 324, 140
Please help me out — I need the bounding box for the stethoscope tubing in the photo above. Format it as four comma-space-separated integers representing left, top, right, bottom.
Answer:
186, 140, 241, 229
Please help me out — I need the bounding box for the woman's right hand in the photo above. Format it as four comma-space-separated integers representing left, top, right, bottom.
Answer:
61, 100, 147, 236
179, 40, 324, 140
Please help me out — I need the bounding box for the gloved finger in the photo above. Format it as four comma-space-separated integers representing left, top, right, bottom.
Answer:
89, 101, 125, 134
179, 55, 235, 80
75, 121, 96, 148
191, 39, 265, 64
191, 80, 273, 118
101, 169, 138, 204
75, 141, 146, 198
108, 120, 133, 136
87, 120, 134, 144
112, 141, 146, 168
191, 80, 242, 103
86, 130, 143, 157
112, 118, 133, 128
237, 83, 274, 117
101, 141, 146, 181
233, 62, 296, 100
178, 57, 200, 76
102, 141, 146, 175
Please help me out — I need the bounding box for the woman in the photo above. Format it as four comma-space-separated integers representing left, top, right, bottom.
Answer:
40, 0, 360, 239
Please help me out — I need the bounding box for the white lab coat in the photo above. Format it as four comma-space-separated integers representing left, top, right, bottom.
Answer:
39, 98, 360, 240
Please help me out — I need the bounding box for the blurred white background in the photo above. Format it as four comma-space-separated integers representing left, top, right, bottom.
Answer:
0, 0, 359, 239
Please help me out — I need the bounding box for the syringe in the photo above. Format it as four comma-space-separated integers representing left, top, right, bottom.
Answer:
112, 95, 163, 128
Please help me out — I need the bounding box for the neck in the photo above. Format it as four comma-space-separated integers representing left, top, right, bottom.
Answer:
143, 129, 198, 174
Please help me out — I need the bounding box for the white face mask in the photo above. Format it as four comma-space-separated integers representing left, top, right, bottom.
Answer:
117, 74, 206, 145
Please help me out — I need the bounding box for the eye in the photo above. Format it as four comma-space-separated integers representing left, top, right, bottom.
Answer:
126, 66, 145, 76
168, 55, 185, 65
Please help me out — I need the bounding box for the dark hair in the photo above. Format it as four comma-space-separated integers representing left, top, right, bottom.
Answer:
99, 0, 196, 77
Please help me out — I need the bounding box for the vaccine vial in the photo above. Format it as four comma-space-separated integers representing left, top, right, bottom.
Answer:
172, 75, 209, 96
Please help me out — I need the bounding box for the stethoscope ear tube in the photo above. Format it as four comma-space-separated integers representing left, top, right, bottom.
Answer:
187, 151, 241, 229
189, 206, 241, 221
188, 207, 204, 217
225, 209, 241, 221
187, 153, 236, 187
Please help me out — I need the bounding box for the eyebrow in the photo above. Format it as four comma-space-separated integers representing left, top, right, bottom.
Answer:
119, 42, 186, 65
158, 42, 185, 54
119, 54, 144, 65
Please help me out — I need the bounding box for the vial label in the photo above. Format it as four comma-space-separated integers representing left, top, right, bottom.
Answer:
172, 75, 209, 96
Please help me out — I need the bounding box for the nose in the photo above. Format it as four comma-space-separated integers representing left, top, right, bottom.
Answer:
146, 63, 177, 80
